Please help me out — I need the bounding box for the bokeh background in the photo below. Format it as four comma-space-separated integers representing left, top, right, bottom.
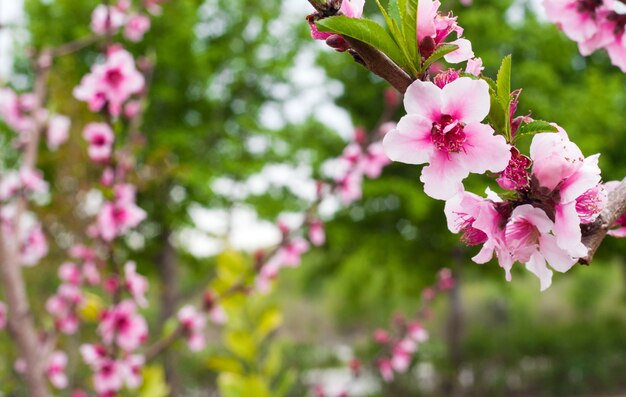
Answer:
2, 0, 626, 396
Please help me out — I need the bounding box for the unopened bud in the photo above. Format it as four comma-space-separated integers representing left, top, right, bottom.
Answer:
326, 34, 350, 52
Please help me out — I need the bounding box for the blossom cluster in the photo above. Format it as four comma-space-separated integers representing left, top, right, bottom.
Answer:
544, 0, 626, 72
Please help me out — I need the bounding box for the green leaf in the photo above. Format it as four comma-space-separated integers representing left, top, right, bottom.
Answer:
488, 89, 506, 135
496, 54, 512, 110
225, 330, 257, 363
388, 0, 402, 26
374, 0, 416, 75
256, 307, 283, 340
422, 43, 458, 69
515, 120, 558, 140
207, 355, 245, 374
139, 366, 170, 397
404, 0, 418, 69
316, 17, 411, 72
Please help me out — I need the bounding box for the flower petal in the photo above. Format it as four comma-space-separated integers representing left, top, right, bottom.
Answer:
525, 250, 553, 291
441, 77, 490, 123
554, 202, 587, 258
404, 80, 442, 121
420, 151, 469, 200
459, 122, 511, 174
382, 115, 434, 164
539, 233, 577, 273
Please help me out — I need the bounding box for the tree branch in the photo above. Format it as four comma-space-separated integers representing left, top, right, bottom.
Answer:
343, 37, 413, 94
580, 179, 626, 265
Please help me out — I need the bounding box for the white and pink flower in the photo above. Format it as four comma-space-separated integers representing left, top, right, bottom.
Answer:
98, 300, 148, 351
383, 77, 511, 200
178, 305, 207, 352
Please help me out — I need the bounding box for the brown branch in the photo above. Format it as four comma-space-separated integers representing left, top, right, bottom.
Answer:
343, 37, 413, 94
580, 179, 626, 265
0, 50, 53, 397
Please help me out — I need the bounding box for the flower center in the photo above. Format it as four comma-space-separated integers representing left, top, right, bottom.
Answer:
105, 69, 124, 87
497, 147, 532, 191
456, 214, 488, 246
575, 185, 606, 224
431, 114, 466, 153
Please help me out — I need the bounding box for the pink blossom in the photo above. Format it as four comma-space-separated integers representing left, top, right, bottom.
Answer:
46, 283, 82, 334
445, 189, 514, 279
465, 57, 484, 76
497, 147, 532, 191
383, 77, 511, 200
91, 5, 125, 36
391, 343, 412, 373
124, 14, 151, 42
336, 170, 363, 204
505, 205, 577, 291
20, 167, 48, 195
374, 329, 390, 344
530, 131, 603, 258
46, 114, 71, 150
309, 219, 326, 246
97, 184, 147, 241
47, 351, 68, 389
408, 321, 429, 342
0, 88, 37, 133
59, 262, 82, 285
278, 237, 310, 267
122, 354, 144, 389
378, 358, 394, 382
93, 358, 125, 395
98, 300, 148, 351
362, 142, 391, 178
20, 222, 48, 266
417, 0, 474, 63
0, 301, 6, 330
124, 261, 148, 308
0, 172, 21, 201
74, 48, 145, 116
178, 305, 207, 352
80, 344, 108, 368
83, 123, 115, 163
544, 0, 603, 43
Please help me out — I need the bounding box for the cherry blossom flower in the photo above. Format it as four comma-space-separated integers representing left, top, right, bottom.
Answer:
91, 5, 126, 36
309, 219, 326, 246
178, 305, 207, 352
124, 261, 149, 308
378, 358, 394, 382
74, 47, 145, 116
465, 57, 484, 76
47, 351, 68, 389
98, 300, 148, 351
505, 204, 577, 291
417, 0, 474, 63
93, 358, 125, 395
121, 354, 144, 389
124, 14, 151, 42
497, 147, 532, 191
20, 167, 48, 195
46, 114, 71, 150
20, 222, 48, 267
83, 123, 115, 163
0, 172, 20, 201
46, 283, 82, 334
544, 0, 604, 45
0, 88, 37, 133
529, 131, 603, 258
383, 77, 511, 200
97, 184, 147, 241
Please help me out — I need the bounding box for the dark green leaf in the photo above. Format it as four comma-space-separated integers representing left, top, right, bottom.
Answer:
422, 43, 458, 69
515, 120, 558, 140
496, 54, 512, 113
316, 16, 411, 72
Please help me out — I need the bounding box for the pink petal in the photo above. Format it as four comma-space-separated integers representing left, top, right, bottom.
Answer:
403, 80, 442, 121
459, 122, 511, 174
559, 154, 602, 203
554, 202, 587, 258
525, 250, 553, 291
382, 115, 434, 164
539, 233, 577, 273
443, 38, 474, 64
441, 77, 490, 123
420, 151, 468, 200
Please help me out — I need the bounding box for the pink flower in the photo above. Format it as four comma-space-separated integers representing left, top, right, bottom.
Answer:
530, 131, 603, 258
378, 358, 394, 382
374, 329, 390, 344
20, 222, 48, 266
59, 262, 82, 285
497, 147, 532, 191
80, 344, 108, 368
93, 358, 125, 395
309, 219, 326, 246
279, 237, 310, 267
124, 261, 148, 308
383, 77, 511, 200
74, 48, 145, 116
417, 0, 474, 63
445, 189, 514, 279
47, 351, 68, 389
98, 300, 148, 351
124, 14, 151, 42
0, 88, 36, 133
408, 321, 429, 342
91, 5, 125, 36
46, 114, 71, 150
83, 123, 115, 163
0, 172, 21, 201
336, 171, 363, 204
308, 0, 364, 40
0, 301, 6, 330
544, 0, 603, 44
362, 142, 391, 178
122, 354, 144, 389
178, 305, 207, 352
46, 283, 82, 334
465, 57, 484, 76
505, 205, 577, 291
20, 167, 48, 195
97, 184, 147, 241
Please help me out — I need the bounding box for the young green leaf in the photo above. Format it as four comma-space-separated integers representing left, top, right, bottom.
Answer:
389, 0, 402, 26
422, 43, 458, 69
514, 120, 558, 141
496, 55, 512, 112
316, 16, 412, 72
374, 0, 417, 75
404, 0, 418, 70
488, 89, 506, 136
